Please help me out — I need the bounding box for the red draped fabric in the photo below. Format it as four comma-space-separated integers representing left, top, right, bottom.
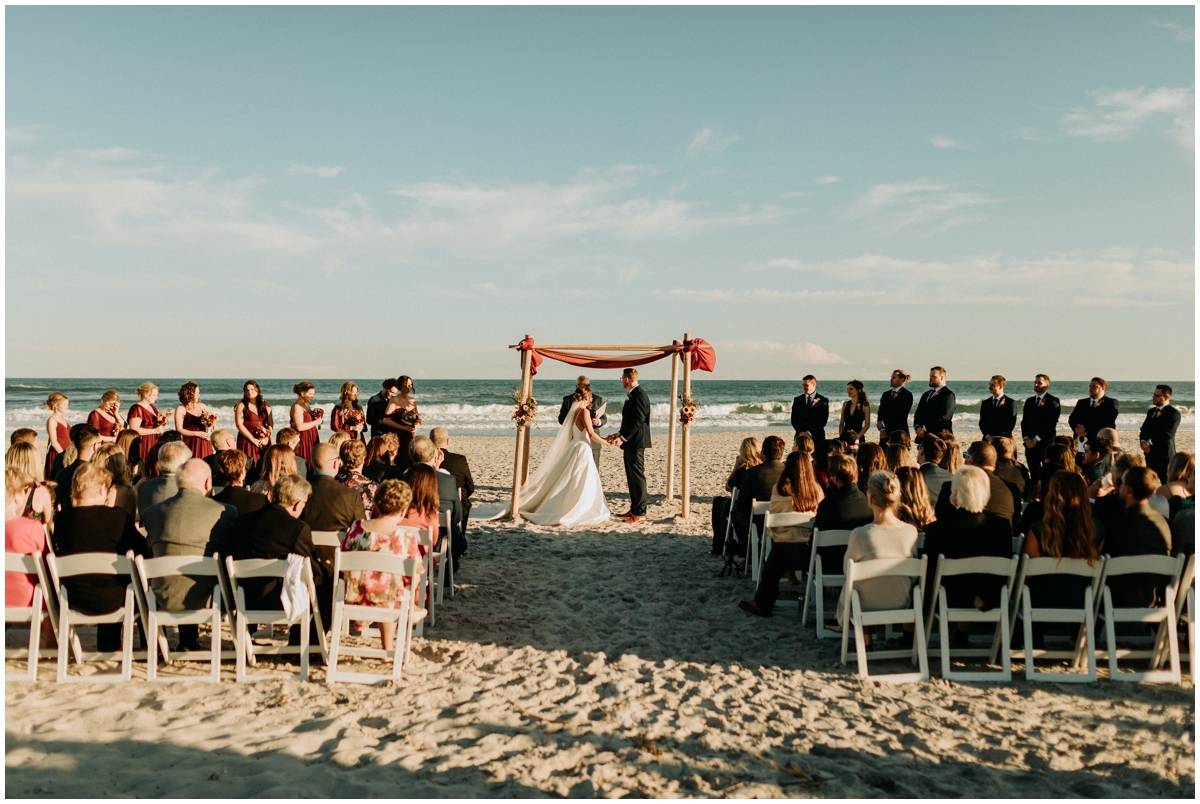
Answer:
517, 337, 716, 376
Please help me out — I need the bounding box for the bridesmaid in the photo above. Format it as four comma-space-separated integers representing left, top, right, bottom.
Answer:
87, 390, 125, 444
174, 382, 215, 459
331, 382, 366, 442
838, 380, 871, 452
290, 382, 323, 470
43, 393, 72, 479
126, 383, 167, 465
234, 381, 273, 475
380, 375, 420, 472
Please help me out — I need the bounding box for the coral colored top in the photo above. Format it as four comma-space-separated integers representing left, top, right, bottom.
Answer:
5, 516, 46, 607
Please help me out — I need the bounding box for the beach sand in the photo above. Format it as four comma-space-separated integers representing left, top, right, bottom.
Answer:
6, 429, 1195, 798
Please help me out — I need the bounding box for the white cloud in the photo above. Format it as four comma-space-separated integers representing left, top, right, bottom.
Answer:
849, 179, 995, 232
1062, 86, 1194, 153
930, 136, 957, 148
1153, 21, 1194, 43
287, 164, 345, 178
687, 126, 739, 158
815, 176, 840, 185
7, 125, 41, 146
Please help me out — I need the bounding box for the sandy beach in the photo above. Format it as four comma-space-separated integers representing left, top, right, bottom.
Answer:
5, 429, 1195, 798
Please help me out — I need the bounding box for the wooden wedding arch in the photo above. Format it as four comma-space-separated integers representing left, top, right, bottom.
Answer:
507, 334, 716, 520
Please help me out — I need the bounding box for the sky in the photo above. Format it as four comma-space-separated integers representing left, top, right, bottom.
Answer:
5, 6, 1195, 382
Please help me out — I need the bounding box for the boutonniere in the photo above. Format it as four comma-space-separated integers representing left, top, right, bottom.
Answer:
1155, 410, 1161, 417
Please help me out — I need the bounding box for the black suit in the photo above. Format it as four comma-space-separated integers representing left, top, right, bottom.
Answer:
230, 503, 319, 611
1021, 393, 1061, 485
921, 509, 1014, 611
791, 393, 830, 469
438, 450, 475, 528
876, 387, 913, 438
366, 391, 391, 439
914, 386, 956, 434
1105, 502, 1172, 607
979, 395, 1018, 438
1139, 405, 1181, 483
213, 485, 268, 518
618, 385, 651, 516
993, 458, 1028, 504
731, 459, 785, 556
1067, 396, 1119, 442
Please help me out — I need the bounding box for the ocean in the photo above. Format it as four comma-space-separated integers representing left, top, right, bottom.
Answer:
5, 378, 1194, 444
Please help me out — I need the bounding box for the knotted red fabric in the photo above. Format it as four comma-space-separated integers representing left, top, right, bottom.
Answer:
517, 337, 716, 377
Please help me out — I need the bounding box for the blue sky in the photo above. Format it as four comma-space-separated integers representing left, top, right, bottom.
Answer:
5, 6, 1195, 381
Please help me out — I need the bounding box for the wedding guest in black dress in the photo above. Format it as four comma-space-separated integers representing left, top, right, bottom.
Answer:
838, 380, 871, 451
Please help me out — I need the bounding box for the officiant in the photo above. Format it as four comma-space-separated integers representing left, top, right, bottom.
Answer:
559, 375, 607, 466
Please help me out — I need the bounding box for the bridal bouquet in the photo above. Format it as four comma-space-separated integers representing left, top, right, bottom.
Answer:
679, 394, 698, 426
512, 392, 538, 429
199, 411, 218, 431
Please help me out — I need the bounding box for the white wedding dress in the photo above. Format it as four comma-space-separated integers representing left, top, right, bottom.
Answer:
476, 401, 611, 527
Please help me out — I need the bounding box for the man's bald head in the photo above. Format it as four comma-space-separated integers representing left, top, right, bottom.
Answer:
430, 427, 449, 448
176, 459, 213, 492
312, 442, 339, 473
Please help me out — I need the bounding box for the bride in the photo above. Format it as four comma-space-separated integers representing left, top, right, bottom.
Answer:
478, 388, 611, 527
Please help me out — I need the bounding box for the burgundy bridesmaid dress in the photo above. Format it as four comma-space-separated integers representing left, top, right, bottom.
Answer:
295, 408, 319, 469
45, 420, 70, 479
237, 405, 269, 466
391, 403, 418, 472
129, 403, 161, 463
331, 406, 365, 442
86, 409, 119, 439
182, 411, 214, 459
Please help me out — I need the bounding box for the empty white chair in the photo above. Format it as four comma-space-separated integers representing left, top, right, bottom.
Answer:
310, 530, 344, 549
1098, 554, 1184, 683
1009, 556, 1104, 683
326, 548, 421, 685
46, 551, 138, 683
755, 511, 815, 596
5, 553, 45, 682
839, 556, 930, 683
133, 554, 228, 682
747, 500, 772, 584
224, 556, 326, 682
802, 529, 855, 637
925, 554, 1019, 681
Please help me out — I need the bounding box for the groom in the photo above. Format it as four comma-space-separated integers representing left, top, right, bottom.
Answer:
606, 368, 651, 523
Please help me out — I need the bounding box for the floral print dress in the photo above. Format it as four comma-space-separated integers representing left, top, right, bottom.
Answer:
340, 520, 425, 616
336, 469, 379, 516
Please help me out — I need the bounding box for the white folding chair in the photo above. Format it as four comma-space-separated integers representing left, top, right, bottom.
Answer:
133, 554, 228, 682
925, 555, 1019, 681
747, 500, 772, 584
802, 529, 855, 637
1009, 556, 1104, 683
1157, 554, 1195, 678
310, 530, 344, 549
46, 551, 138, 683
432, 510, 452, 611
224, 556, 327, 682
1012, 535, 1027, 556
755, 511, 815, 596
1098, 554, 1184, 683
839, 556, 930, 683
33, 545, 82, 665
326, 548, 420, 685
5, 553, 45, 682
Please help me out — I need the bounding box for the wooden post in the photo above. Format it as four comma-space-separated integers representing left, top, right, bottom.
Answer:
510, 335, 534, 520
680, 333, 693, 519
665, 350, 680, 503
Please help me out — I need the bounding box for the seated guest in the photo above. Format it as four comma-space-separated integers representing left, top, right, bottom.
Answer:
141, 460, 236, 651
363, 434, 399, 485
1091, 451, 1146, 524
140, 430, 184, 481
1022, 471, 1103, 610
400, 436, 466, 571
887, 430, 913, 452
5, 468, 45, 608
834, 471, 920, 642
268, 428, 308, 481
895, 466, 937, 531
1017, 443, 1078, 538
339, 480, 427, 652
5, 442, 55, 527
431, 427, 475, 532
115, 430, 143, 482
205, 430, 237, 474
711, 437, 761, 556
54, 426, 101, 511
1080, 436, 1113, 484
940, 438, 964, 474
135, 441, 192, 520
336, 439, 379, 514
52, 464, 148, 652
1150, 451, 1193, 522
738, 451, 824, 617
212, 449, 267, 517
885, 443, 917, 474
921, 466, 1013, 618
1105, 467, 1172, 607
813, 455, 875, 572
917, 435, 953, 508
301, 442, 367, 626
730, 435, 787, 561
794, 434, 827, 489
249, 445, 300, 501
989, 436, 1029, 502
935, 441, 1014, 527
327, 430, 352, 455
1170, 471, 1195, 557
856, 444, 888, 493
10, 428, 38, 447
91, 443, 138, 524
403, 465, 443, 555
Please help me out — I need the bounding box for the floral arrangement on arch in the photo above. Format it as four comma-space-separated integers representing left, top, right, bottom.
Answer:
679, 393, 698, 426
512, 390, 539, 429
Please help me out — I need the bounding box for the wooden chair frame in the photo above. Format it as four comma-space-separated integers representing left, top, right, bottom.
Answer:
839, 556, 930, 683
924, 554, 1019, 681
5, 553, 45, 682
325, 548, 420, 685
46, 551, 139, 683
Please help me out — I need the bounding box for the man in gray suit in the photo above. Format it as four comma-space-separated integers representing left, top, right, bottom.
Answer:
136, 441, 193, 521
141, 459, 236, 651
917, 434, 953, 508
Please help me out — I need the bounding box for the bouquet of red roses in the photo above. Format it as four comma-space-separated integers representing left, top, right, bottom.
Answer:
343, 409, 365, 429
399, 409, 422, 428
252, 426, 271, 441
154, 413, 168, 428
199, 412, 218, 431
311, 407, 325, 421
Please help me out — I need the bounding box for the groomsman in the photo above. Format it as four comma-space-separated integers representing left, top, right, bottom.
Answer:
1139, 384, 1181, 483
876, 369, 914, 442
1067, 377, 1119, 457
558, 375, 607, 466
791, 375, 830, 470
979, 375, 1018, 438
1021, 373, 1061, 484
914, 366, 956, 438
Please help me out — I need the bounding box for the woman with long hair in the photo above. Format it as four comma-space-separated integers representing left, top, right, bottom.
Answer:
793, 433, 827, 489
380, 376, 420, 472
1017, 443, 1079, 538
126, 383, 167, 465
1023, 470, 1103, 616
403, 464, 442, 557
838, 380, 871, 451
885, 443, 917, 473
234, 380, 273, 479
290, 382, 323, 470
87, 390, 125, 444
332, 382, 366, 442
91, 443, 138, 522
363, 434, 400, 485
43, 392, 71, 479
114, 430, 142, 482
248, 445, 300, 501
174, 382, 215, 460
940, 439, 963, 474
895, 466, 936, 530
5, 443, 55, 527
1151, 451, 1194, 521
856, 443, 888, 492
